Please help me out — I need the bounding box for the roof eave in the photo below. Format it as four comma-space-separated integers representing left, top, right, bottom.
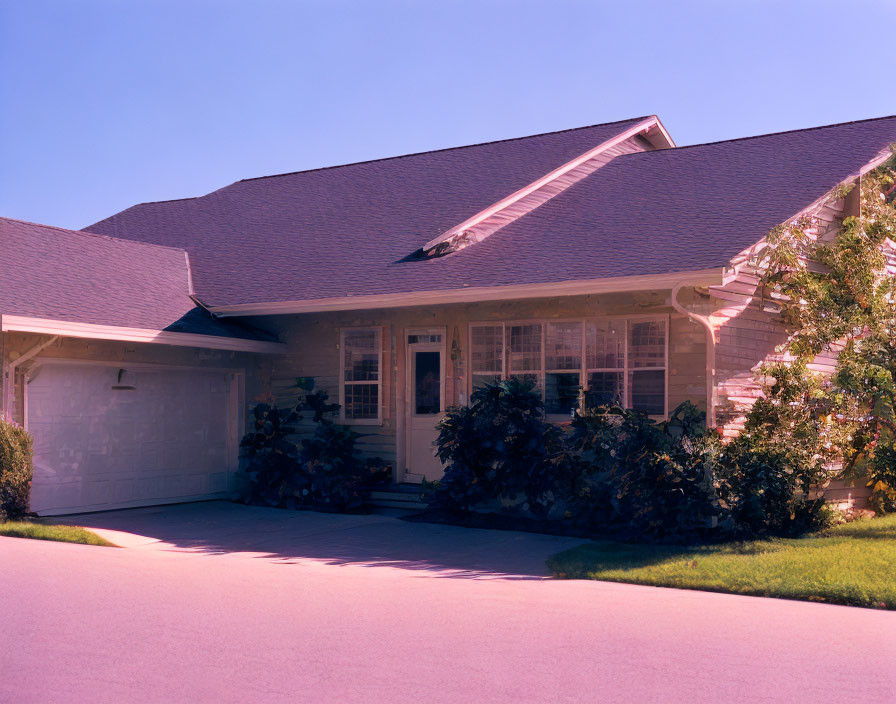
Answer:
208, 267, 727, 317
0, 315, 286, 354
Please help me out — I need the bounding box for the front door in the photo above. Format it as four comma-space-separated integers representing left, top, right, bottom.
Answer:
406, 331, 445, 482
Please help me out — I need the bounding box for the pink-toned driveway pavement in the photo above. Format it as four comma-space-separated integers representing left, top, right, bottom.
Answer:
1, 502, 894, 703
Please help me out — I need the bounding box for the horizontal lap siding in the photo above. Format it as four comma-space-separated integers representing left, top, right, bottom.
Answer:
259, 292, 709, 476
711, 199, 849, 438
709, 195, 879, 507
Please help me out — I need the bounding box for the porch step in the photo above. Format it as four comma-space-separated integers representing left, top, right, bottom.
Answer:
369, 485, 428, 512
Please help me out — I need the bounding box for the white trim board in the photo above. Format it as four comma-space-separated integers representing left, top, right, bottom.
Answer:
210, 268, 726, 317
0, 315, 285, 354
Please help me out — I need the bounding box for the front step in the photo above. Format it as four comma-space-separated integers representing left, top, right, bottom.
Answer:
369, 485, 428, 512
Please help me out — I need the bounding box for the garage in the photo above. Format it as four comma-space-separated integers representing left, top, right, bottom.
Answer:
26, 362, 240, 515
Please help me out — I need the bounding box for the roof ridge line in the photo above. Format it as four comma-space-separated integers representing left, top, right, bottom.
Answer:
653, 113, 896, 153
234, 116, 654, 184
1, 215, 188, 255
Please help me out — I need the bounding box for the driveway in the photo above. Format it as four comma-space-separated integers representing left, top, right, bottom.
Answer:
2, 502, 895, 703
51, 500, 586, 577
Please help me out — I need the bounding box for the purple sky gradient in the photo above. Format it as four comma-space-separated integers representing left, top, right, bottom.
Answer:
1, 0, 894, 230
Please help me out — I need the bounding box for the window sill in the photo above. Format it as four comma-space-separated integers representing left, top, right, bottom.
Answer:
339, 418, 383, 427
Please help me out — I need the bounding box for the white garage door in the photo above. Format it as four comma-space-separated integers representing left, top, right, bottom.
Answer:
26, 362, 237, 515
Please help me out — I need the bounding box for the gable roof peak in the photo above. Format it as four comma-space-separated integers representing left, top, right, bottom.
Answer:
233, 115, 657, 185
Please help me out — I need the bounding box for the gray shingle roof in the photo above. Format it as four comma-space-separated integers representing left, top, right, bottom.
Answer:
83, 117, 652, 306
60, 114, 896, 310
0, 216, 271, 340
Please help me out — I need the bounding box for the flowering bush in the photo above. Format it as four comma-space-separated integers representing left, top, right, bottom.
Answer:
759, 150, 896, 513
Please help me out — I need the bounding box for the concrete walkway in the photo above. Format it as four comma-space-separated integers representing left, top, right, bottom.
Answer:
2, 502, 895, 703
54, 500, 586, 578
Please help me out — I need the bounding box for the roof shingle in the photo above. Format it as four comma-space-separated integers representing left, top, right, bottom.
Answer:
71, 114, 896, 309
0, 217, 270, 339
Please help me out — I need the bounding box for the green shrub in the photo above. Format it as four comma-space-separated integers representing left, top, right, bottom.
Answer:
430, 383, 830, 541
240, 401, 304, 507
240, 388, 390, 512
431, 378, 572, 516
570, 402, 730, 541
298, 391, 391, 511
866, 443, 896, 514
716, 441, 828, 537
715, 361, 837, 536
0, 418, 34, 521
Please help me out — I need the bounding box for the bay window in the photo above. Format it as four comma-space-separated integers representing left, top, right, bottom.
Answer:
469, 316, 667, 418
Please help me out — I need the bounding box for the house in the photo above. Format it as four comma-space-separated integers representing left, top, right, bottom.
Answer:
2, 114, 895, 515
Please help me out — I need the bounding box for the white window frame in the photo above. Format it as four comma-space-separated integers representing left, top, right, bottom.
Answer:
543, 320, 584, 422
467, 314, 669, 420
625, 314, 670, 418
339, 327, 383, 425
584, 318, 628, 410
468, 322, 506, 391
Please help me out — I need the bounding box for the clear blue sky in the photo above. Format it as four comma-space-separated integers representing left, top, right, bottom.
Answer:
2, 0, 894, 230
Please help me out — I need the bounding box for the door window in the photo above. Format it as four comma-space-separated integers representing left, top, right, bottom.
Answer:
414, 351, 441, 415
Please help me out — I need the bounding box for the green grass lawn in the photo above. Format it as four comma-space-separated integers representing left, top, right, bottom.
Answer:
547, 514, 896, 610
0, 521, 118, 547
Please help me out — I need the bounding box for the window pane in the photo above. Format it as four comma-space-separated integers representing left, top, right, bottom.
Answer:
414, 351, 441, 415
343, 330, 380, 381
507, 323, 542, 373
408, 334, 442, 344
545, 372, 580, 415
586, 320, 625, 369
630, 369, 665, 415
471, 325, 503, 374
509, 372, 542, 395
545, 322, 582, 371
472, 373, 501, 390
585, 371, 624, 408
630, 320, 665, 369
344, 383, 379, 419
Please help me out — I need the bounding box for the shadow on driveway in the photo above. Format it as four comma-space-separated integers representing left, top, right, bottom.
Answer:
56, 501, 586, 579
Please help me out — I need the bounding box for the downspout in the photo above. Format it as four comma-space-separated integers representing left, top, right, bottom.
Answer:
2, 335, 59, 421
671, 283, 716, 428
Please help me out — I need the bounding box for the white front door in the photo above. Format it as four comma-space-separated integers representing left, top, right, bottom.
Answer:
406, 331, 445, 482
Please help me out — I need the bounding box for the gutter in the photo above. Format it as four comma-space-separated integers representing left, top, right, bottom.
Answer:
210, 268, 726, 317
671, 282, 716, 428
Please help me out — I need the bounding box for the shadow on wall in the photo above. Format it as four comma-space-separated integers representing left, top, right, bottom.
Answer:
55, 500, 585, 580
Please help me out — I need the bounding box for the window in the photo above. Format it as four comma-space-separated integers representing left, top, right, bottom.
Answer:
545, 321, 582, 416
469, 316, 667, 419
506, 323, 542, 390
470, 324, 504, 390
340, 328, 381, 422
585, 320, 625, 408
628, 320, 667, 415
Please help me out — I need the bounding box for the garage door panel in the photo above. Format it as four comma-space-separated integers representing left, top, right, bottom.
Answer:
27, 363, 236, 515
